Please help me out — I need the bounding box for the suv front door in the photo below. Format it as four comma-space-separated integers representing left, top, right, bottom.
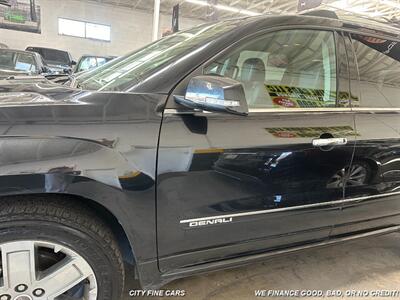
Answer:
157, 29, 357, 272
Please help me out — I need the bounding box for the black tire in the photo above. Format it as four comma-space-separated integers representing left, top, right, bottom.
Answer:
0, 196, 125, 300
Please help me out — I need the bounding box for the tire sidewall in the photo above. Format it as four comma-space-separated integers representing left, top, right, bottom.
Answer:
0, 220, 121, 300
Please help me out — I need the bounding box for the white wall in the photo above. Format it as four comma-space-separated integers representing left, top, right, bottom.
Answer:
0, 0, 203, 60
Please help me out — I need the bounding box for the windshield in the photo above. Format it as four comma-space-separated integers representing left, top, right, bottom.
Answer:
0, 50, 37, 73
29, 48, 71, 66
75, 20, 240, 92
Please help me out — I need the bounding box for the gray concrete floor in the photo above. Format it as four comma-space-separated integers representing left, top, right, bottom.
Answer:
124, 233, 400, 299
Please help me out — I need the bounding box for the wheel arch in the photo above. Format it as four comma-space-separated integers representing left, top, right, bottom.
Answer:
0, 168, 160, 288
0, 192, 137, 269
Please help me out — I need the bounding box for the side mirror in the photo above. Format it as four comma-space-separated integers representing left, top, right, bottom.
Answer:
41, 66, 51, 74
63, 68, 73, 75
71, 60, 77, 66
174, 75, 248, 116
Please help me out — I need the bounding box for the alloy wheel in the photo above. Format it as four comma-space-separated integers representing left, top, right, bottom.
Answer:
327, 163, 368, 188
0, 240, 97, 300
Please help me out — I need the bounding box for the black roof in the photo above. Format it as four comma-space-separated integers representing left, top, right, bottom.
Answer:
0, 49, 38, 55
25, 46, 70, 54
226, 10, 400, 40
300, 10, 400, 37
79, 55, 116, 59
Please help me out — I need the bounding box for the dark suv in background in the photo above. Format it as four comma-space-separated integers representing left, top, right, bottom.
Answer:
0, 10, 399, 300
26, 46, 76, 74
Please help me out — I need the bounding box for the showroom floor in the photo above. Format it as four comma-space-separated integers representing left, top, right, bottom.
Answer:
124, 233, 400, 299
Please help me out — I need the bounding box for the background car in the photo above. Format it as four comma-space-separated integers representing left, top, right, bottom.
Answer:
25, 46, 76, 75
0, 49, 49, 79
75, 55, 116, 73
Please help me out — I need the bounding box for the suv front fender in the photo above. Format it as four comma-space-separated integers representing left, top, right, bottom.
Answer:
0, 136, 160, 288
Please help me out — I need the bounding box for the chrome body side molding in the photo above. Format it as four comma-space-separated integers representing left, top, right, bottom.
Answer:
180, 191, 400, 224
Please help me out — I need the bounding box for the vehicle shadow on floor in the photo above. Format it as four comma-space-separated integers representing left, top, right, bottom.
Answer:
123, 233, 400, 300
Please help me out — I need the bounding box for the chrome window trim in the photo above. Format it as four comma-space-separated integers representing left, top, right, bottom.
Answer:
352, 107, 400, 112
248, 107, 400, 113
164, 107, 400, 115
248, 108, 352, 113
179, 191, 400, 224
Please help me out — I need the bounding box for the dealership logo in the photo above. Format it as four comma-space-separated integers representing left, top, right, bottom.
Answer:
188, 217, 233, 227
272, 96, 297, 108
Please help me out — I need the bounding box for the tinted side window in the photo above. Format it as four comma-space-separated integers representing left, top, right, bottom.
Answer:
16, 53, 37, 73
204, 30, 338, 108
77, 57, 98, 72
0, 52, 14, 69
351, 34, 400, 108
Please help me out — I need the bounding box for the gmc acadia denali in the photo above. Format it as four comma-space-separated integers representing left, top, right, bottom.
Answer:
0, 11, 399, 300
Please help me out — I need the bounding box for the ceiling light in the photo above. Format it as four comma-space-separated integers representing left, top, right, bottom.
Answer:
381, 0, 400, 9
185, 0, 208, 6
328, 0, 383, 17
329, 0, 348, 10
185, 0, 261, 16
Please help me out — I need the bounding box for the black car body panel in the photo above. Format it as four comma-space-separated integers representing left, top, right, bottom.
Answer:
0, 80, 163, 286
157, 110, 355, 271
0, 13, 400, 289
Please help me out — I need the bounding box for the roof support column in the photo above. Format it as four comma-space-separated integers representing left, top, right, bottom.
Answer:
152, 0, 161, 41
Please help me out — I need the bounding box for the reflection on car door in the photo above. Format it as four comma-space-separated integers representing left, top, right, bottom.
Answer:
332, 32, 400, 237
157, 29, 357, 272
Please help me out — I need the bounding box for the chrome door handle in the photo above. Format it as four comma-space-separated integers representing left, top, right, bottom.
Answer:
312, 137, 348, 147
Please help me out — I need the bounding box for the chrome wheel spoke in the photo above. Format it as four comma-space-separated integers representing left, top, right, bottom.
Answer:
350, 174, 366, 180
0, 241, 97, 300
347, 179, 361, 185
1, 241, 36, 290
351, 166, 364, 175
35, 256, 93, 300
328, 164, 368, 188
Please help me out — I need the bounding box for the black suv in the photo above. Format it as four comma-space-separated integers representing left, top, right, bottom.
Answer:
0, 11, 399, 300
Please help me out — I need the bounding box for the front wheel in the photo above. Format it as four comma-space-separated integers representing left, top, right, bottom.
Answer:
0, 197, 124, 300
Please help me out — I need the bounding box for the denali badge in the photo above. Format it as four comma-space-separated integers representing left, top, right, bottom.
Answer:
188, 217, 233, 227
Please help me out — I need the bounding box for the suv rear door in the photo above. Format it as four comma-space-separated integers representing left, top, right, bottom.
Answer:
157, 28, 357, 272
331, 31, 400, 237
